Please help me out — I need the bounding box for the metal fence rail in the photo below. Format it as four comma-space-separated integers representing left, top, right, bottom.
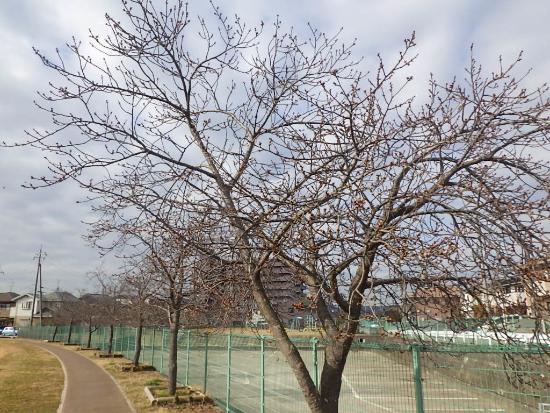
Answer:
19, 326, 550, 413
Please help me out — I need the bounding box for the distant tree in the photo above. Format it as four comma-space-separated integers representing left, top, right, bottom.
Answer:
91, 205, 220, 395
78, 294, 102, 349
50, 299, 81, 343
144, 227, 212, 395
119, 262, 162, 367
93, 272, 125, 354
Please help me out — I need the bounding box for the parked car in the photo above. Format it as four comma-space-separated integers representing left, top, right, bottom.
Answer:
1, 326, 17, 337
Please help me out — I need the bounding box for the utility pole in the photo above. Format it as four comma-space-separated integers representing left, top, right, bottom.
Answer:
39, 252, 43, 327
30, 247, 44, 327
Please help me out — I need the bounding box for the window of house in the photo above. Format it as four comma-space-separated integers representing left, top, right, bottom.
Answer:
0, 303, 10, 309
21, 301, 32, 310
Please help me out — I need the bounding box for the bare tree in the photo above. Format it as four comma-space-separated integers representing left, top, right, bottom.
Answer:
144, 226, 213, 395
11, 1, 550, 411
93, 272, 125, 354
50, 299, 81, 343
119, 261, 162, 367
79, 293, 102, 349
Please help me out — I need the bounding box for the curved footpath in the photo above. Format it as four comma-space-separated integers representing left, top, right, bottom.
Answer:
28, 340, 135, 413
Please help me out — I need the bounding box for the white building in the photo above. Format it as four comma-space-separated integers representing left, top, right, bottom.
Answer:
9, 293, 38, 326
9, 291, 78, 326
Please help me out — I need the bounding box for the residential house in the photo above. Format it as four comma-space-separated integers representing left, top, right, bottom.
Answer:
10, 293, 37, 326
10, 291, 78, 326
488, 276, 528, 316
522, 257, 550, 318
39, 291, 79, 322
0, 292, 18, 326
481, 259, 550, 318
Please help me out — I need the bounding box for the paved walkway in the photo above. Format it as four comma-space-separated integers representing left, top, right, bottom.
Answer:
30, 341, 135, 413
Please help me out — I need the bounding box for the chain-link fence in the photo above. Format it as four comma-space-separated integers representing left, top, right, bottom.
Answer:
19, 326, 550, 413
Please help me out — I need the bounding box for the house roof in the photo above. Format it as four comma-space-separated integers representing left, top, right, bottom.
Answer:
79, 293, 109, 303
0, 292, 18, 303
10, 291, 78, 303
43, 291, 78, 302
11, 293, 34, 302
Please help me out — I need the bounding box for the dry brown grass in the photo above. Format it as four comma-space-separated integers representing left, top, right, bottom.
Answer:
0, 338, 64, 413
61, 345, 222, 413
201, 326, 322, 338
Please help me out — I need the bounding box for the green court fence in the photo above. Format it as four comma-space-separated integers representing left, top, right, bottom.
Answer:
19, 326, 550, 413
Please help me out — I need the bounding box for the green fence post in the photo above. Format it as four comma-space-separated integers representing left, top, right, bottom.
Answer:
204, 334, 209, 392
411, 345, 425, 413
312, 337, 319, 389
151, 328, 156, 366
260, 335, 265, 413
139, 327, 143, 363
128, 327, 132, 356
128, 328, 132, 356
226, 332, 232, 412
185, 330, 191, 386
160, 328, 165, 373
119, 327, 123, 354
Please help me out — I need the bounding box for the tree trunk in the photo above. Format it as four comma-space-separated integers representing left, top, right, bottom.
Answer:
133, 321, 143, 367
319, 338, 354, 412
249, 276, 324, 412
87, 325, 93, 348
107, 324, 114, 354
168, 310, 181, 396
52, 325, 58, 342
317, 279, 364, 412
67, 320, 73, 344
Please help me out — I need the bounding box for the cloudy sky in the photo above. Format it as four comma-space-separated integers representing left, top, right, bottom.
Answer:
0, 0, 549, 294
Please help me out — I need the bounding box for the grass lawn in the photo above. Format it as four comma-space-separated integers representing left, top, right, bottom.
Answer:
0, 338, 64, 413
66, 346, 221, 413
